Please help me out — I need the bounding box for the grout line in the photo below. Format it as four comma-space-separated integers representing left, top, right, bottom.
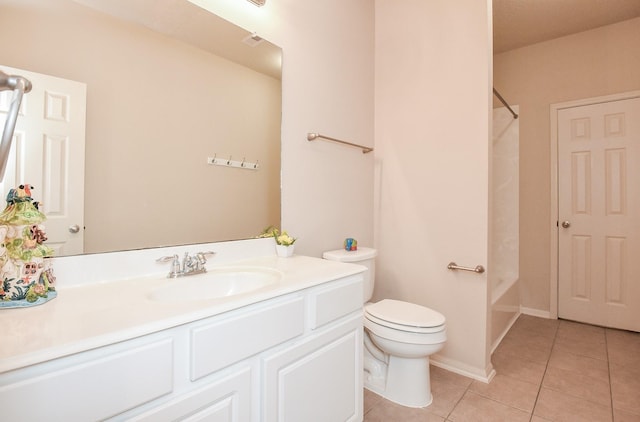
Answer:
527, 319, 559, 422
445, 378, 473, 421
604, 329, 615, 422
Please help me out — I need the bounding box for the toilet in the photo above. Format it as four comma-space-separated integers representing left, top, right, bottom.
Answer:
323, 247, 446, 408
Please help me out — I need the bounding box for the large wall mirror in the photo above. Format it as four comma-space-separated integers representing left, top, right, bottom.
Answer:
0, 0, 282, 256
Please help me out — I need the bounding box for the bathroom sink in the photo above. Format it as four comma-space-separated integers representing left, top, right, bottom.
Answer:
148, 266, 282, 302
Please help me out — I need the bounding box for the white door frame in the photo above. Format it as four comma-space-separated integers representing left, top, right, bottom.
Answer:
549, 90, 640, 319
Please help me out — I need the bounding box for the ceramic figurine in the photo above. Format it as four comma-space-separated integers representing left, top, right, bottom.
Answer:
0, 184, 56, 307
344, 237, 358, 251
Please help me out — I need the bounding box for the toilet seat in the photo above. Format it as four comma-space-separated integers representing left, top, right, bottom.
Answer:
365, 299, 445, 334
364, 315, 447, 345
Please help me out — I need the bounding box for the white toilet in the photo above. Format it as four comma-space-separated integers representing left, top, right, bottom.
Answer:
323, 247, 446, 408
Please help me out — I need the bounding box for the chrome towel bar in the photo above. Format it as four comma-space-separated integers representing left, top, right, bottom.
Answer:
307, 132, 374, 154
447, 262, 485, 274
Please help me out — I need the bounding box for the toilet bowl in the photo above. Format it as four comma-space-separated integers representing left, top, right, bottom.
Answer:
364, 299, 446, 407
322, 248, 447, 408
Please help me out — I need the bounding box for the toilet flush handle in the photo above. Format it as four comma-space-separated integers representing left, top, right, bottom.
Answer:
447, 262, 485, 274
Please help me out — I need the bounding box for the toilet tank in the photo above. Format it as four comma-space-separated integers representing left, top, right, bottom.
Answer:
322, 247, 377, 303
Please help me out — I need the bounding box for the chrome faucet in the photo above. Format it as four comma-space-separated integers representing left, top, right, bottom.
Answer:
157, 251, 216, 278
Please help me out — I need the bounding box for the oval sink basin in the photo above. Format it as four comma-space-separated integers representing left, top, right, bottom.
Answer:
148, 266, 282, 302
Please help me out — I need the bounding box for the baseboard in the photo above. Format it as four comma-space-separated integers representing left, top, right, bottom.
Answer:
430, 307, 553, 384
519, 306, 552, 319
430, 355, 496, 384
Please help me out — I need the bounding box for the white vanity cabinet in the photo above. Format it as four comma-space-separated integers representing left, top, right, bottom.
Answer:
0, 274, 363, 422
263, 276, 365, 422
263, 314, 362, 421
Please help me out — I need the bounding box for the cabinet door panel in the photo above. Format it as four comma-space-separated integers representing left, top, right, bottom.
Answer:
125, 367, 252, 422
263, 314, 363, 422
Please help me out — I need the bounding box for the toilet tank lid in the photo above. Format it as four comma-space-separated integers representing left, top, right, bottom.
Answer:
323, 247, 377, 262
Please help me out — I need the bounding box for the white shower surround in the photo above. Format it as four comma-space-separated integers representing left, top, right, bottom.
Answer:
490, 106, 520, 351
491, 106, 520, 302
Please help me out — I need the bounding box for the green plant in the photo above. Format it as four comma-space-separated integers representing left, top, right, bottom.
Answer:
257, 226, 297, 246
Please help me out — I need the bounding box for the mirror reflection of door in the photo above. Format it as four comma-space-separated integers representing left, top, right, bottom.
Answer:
557, 95, 640, 331
0, 65, 86, 256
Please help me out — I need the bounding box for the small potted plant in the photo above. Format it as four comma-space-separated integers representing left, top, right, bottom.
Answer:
259, 226, 297, 257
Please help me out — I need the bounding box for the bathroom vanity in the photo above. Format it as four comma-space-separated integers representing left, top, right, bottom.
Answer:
0, 239, 365, 421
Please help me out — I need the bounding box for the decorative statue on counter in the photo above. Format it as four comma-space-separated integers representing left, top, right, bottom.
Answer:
0, 184, 56, 307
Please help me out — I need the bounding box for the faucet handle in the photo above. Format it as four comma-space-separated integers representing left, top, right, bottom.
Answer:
195, 251, 216, 263
157, 254, 179, 263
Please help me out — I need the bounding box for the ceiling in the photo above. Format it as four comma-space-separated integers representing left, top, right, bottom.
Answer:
72, 0, 281, 79
67, 0, 640, 69
493, 0, 640, 53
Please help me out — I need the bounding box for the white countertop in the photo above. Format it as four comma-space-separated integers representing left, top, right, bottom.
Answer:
0, 251, 365, 374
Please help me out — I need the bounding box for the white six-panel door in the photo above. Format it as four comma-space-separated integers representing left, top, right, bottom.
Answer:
557, 96, 640, 332
0, 65, 86, 256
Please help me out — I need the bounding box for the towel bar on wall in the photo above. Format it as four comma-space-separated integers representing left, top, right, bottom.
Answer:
447, 262, 485, 274
307, 132, 374, 154
493, 88, 518, 119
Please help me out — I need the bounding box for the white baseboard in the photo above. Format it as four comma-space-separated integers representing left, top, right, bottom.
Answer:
430, 355, 495, 384
430, 307, 554, 385
519, 306, 553, 319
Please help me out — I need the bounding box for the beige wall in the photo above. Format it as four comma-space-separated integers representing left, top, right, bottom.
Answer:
0, 0, 281, 253
198, 0, 494, 378
194, 0, 376, 257
494, 17, 640, 313
374, 0, 493, 379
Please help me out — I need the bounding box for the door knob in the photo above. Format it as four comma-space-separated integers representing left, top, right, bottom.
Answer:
561, 220, 571, 228
69, 224, 81, 233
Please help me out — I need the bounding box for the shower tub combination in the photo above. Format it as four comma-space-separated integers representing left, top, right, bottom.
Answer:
490, 105, 520, 351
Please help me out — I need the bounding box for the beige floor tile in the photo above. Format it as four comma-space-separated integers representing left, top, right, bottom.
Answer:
606, 329, 640, 369
557, 319, 606, 343
534, 387, 613, 422
503, 329, 556, 352
494, 336, 553, 364
430, 365, 473, 388
364, 389, 384, 414
547, 347, 609, 380
511, 314, 559, 337
531, 416, 554, 422
426, 373, 469, 418
363, 397, 445, 422
553, 335, 608, 361
613, 407, 640, 422
448, 391, 530, 422
469, 374, 539, 412
542, 364, 611, 407
503, 333, 554, 352
610, 363, 640, 415
491, 350, 547, 385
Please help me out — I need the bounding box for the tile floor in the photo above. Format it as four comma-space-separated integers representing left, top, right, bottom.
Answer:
363, 314, 640, 421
